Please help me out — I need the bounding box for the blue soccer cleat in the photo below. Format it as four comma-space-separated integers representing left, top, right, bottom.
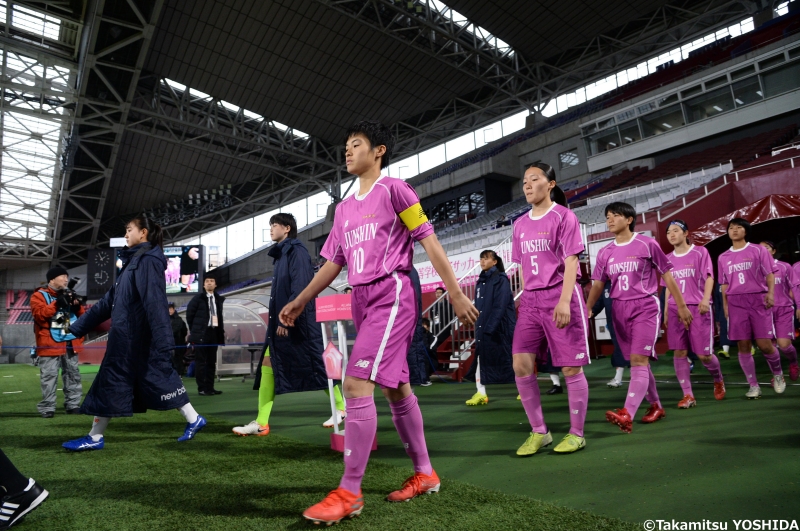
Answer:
62, 435, 104, 452
178, 415, 207, 442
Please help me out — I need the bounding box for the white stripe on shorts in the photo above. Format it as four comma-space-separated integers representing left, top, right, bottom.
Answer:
574, 288, 591, 364
707, 307, 714, 354
370, 271, 403, 381
649, 294, 661, 352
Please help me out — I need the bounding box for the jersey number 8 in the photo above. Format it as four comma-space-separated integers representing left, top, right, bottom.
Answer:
738, 272, 745, 285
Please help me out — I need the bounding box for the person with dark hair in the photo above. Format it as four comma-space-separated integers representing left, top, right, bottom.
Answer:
759, 241, 798, 381
0, 448, 48, 529
343, 287, 353, 294
718, 219, 784, 398
30, 266, 84, 417
168, 302, 188, 375
280, 120, 478, 524
586, 202, 692, 433
61, 216, 206, 451
406, 267, 433, 387
663, 220, 726, 406
186, 277, 225, 395
465, 249, 515, 406
232, 212, 329, 436
511, 163, 591, 455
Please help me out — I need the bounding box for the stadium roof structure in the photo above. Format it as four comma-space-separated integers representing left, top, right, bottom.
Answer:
0, 0, 757, 267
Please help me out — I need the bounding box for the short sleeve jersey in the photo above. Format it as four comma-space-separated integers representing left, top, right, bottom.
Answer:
592, 233, 673, 301
320, 176, 433, 286
511, 203, 584, 291
717, 243, 776, 295
793, 262, 800, 294
662, 245, 714, 306
773, 259, 795, 307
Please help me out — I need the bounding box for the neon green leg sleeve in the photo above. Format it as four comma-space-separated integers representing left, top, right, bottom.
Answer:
256, 366, 275, 426
324, 385, 345, 411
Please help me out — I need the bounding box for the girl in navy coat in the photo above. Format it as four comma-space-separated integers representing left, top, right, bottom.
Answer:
465, 250, 516, 405
62, 216, 206, 451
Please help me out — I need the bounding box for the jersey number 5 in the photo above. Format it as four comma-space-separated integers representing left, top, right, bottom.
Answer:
530, 255, 538, 275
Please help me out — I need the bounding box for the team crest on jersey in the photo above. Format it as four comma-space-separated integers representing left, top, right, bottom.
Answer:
520, 233, 524, 238
344, 220, 349, 227
609, 258, 614, 262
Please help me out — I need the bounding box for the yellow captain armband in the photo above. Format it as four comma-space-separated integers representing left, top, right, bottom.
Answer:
398, 203, 429, 231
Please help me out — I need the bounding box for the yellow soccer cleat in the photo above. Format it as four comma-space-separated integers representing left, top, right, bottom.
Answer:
465, 392, 488, 406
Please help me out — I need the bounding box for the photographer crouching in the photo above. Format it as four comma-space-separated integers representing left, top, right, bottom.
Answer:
30, 267, 85, 418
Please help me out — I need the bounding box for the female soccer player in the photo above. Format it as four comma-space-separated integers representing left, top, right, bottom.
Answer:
759, 241, 798, 381
511, 162, 590, 455
465, 249, 515, 406
718, 218, 784, 399
663, 220, 726, 406
586, 202, 692, 433
279, 121, 478, 525
62, 216, 206, 451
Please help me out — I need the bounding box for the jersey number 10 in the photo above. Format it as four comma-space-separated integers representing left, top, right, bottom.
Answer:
352, 248, 365, 274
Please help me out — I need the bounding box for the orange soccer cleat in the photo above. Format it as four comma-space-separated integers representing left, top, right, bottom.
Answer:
713, 381, 726, 400
677, 395, 697, 409
386, 470, 441, 502
605, 408, 633, 433
302, 487, 364, 525
641, 403, 666, 423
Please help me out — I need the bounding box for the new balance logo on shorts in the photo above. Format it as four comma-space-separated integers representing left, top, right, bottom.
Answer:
344, 449, 352, 456
629, 392, 636, 397
644, 345, 652, 351
572, 409, 579, 415
575, 353, 585, 359
354, 359, 370, 369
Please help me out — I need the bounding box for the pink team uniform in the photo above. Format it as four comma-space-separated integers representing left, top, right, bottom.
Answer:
772, 259, 795, 340
663, 245, 714, 354
511, 203, 590, 367
592, 234, 673, 359
321, 176, 433, 388
718, 243, 777, 341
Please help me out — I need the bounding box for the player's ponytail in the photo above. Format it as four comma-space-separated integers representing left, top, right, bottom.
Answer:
128, 215, 164, 249
528, 162, 568, 207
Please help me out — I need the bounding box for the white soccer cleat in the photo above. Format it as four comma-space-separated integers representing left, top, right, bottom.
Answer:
232, 420, 269, 436
323, 410, 346, 428
772, 374, 786, 394
745, 386, 762, 400
606, 379, 622, 388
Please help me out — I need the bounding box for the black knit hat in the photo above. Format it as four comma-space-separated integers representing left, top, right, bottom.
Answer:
46, 266, 69, 282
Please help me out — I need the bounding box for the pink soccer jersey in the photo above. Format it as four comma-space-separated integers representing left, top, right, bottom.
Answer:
511, 203, 584, 291
773, 259, 795, 307
592, 233, 673, 301
793, 262, 800, 293
662, 245, 714, 306
717, 243, 777, 295
321, 176, 433, 286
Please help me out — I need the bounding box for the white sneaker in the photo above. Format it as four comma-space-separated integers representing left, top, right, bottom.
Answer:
773, 374, 786, 394
232, 420, 269, 436
322, 410, 346, 428
607, 379, 622, 388
745, 386, 762, 400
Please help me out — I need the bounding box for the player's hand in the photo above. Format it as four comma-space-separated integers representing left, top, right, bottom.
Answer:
279, 300, 305, 327
587, 309, 594, 319
552, 300, 571, 329
663, 312, 668, 328
188, 247, 199, 260
698, 299, 710, 315
764, 293, 774, 309
677, 306, 693, 329
276, 325, 288, 337
723, 307, 729, 320
796, 308, 800, 321
451, 292, 479, 326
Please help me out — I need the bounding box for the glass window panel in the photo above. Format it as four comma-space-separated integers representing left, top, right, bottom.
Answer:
732, 76, 763, 106
418, 144, 446, 173
581, 123, 597, 136
789, 46, 800, 60
731, 65, 756, 80
307, 191, 330, 224
387, 156, 419, 180
681, 85, 702, 99
636, 101, 656, 115
761, 60, 800, 98
618, 120, 642, 145
705, 75, 728, 90
559, 149, 579, 169
597, 117, 615, 130
227, 218, 255, 261
683, 86, 735, 123
759, 54, 786, 70
658, 94, 678, 106
445, 132, 476, 161
586, 127, 620, 155
281, 197, 308, 229
501, 110, 528, 136
640, 105, 685, 138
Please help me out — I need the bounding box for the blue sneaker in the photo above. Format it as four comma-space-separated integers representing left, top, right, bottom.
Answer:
62, 435, 104, 452
178, 415, 207, 442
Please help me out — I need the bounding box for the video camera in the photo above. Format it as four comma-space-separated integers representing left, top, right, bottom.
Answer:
55, 277, 86, 315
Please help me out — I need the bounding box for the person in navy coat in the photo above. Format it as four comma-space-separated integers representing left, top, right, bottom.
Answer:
465, 250, 516, 406
61, 216, 207, 452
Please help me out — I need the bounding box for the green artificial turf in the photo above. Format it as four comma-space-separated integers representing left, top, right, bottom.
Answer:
1, 365, 637, 530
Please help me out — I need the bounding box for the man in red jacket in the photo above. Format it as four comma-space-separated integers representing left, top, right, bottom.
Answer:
30, 267, 85, 418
